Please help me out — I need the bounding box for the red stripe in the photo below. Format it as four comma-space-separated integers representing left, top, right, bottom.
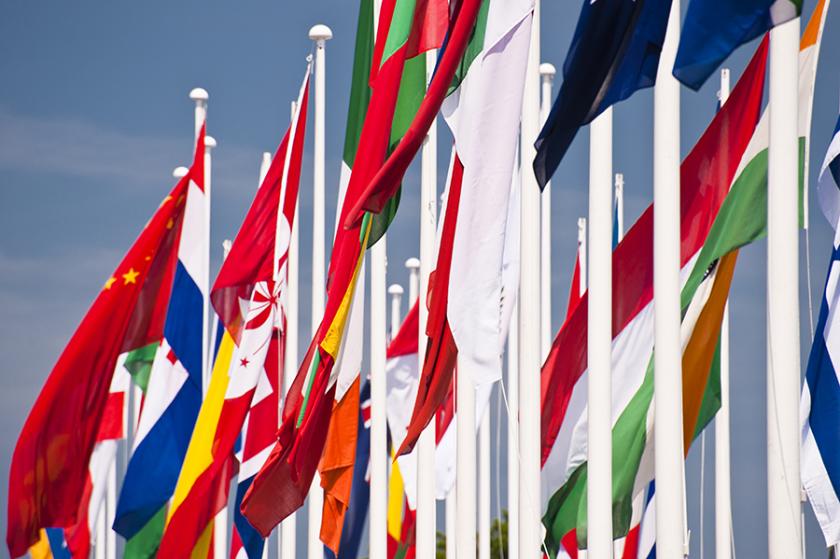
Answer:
540, 38, 769, 465
387, 300, 419, 358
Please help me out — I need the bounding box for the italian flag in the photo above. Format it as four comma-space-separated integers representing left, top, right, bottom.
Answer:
541, 37, 769, 554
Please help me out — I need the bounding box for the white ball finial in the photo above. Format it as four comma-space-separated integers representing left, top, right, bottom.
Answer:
189, 87, 209, 102
388, 284, 405, 296
309, 24, 333, 41
205, 135, 217, 149
173, 166, 189, 178
405, 257, 420, 270
539, 63, 556, 79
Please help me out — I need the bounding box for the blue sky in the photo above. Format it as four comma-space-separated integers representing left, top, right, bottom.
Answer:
2, 0, 840, 556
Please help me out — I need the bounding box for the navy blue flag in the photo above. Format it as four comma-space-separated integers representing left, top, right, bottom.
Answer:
674, 0, 801, 90
324, 381, 371, 559
533, 0, 672, 188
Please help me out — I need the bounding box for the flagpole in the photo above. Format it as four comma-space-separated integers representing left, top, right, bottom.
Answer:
406, 258, 420, 302
588, 106, 613, 558
653, 0, 687, 556
371, 230, 388, 559
281, 150, 300, 559
416, 47, 439, 559
479, 406, 490, 559
507, 145, 521, 559
539, 62, 556, 362
446, 489, 456, 559
714, 68, 733, 559
767, 17, 802, 559
189, 88, 211, 396
389, 284, 404, 338
519, 0, 541, 555
614, 173, 624, 242
307, 24, 332, 559
456, 355, 477, 559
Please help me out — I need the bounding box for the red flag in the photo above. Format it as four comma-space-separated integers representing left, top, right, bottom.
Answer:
5, 130, 206, 556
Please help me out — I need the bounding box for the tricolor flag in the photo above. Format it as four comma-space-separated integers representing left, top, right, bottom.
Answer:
674, 0, 803, 89
7, 131, 197, 558
113, 125, 208, 554
240, 0, 446, 538
157, 66, 310, 558
540, 38, 769, 553
532, 0, 673, 188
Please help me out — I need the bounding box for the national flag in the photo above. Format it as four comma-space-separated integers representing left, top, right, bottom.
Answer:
324, 381, 372, 559
564, 219, 586, 323
532, 0, 673, 189
6, 132, 197, 558
540, 38, 769, 552
112, 125, 208, 553
240, 0, 446, 537
157, 66, 310, 558
674, 0, 803, 90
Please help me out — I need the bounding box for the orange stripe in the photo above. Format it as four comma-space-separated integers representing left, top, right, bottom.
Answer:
682, 250, 738, 449
800, 0, 827, 50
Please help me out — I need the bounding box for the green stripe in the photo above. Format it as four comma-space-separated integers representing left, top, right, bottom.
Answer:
342, 0, 375, 167
448, 0, 491, 95
123, 507, 165, 559
381, 0, 418, 64
124, 342, 158, 392
297, 351, 321, 427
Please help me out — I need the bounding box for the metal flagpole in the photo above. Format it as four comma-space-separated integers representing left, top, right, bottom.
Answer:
406, 258, 420, 303
416, 47, 439, 559
371, 226, 388, 559
539, 62, 556, 362
307, 24, 332, 559
588, 107, 613, 557
654, 0, 687, 556
456, 356, 477, 559
189, 88, 210, 395
767, 17, 802, 559
519, 0, 541, 556
389, 284, 404, 338
714, 68, 733, 559
507, 140, 521, 559
479, 406, 491, 559
614, 173, 624, 242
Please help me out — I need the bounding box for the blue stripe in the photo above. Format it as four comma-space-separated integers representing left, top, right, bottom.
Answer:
113, 381, 202, 538
45, 528, 71, 559
805, 244, 840, 498
233, 476, 265, 559
164, 262, 204, 387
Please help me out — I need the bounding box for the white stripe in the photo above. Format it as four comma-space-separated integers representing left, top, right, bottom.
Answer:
132, 340, 189, 448
179, 180, 208, 294
801, 386, 840, 545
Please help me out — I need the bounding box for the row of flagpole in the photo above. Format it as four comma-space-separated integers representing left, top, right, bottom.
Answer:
96, 4, 804, 557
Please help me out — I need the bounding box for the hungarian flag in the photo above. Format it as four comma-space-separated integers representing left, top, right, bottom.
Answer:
7, 131, 200, 558
240, 0, 446, 537
674, 0, 803, 90
533, 0, 673, 189
540, 38, 769, 553
564, 219, 586, 323
156, 66, 310, 559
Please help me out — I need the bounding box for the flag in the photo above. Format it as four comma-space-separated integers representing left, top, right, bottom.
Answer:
674, 0, 803, 90
157, 67, 310, 558
6, 132, 197, 558
540, 38, 768, 552
113, 125, 208, 552
802, 33, 840, 547
240, 0, 446, 535
564, 221, 585, 322
532, 0, 673, 189
324, 381, 372, 559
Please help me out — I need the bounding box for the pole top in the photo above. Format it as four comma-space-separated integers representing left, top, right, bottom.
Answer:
173, 166, 189, 178
189, 87, 209, 102
405, 257, 420, 271
539, 63, 556, 79
309, 24, 333, 41
205, 135, 217, 149
614, 172, 624, 187
388, 284, 405, 296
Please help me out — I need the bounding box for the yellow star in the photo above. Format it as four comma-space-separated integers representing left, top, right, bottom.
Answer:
103, 276, 117, 290
158, 195, 173, 208
166, 218, 174, 229
122, 268, 140, 285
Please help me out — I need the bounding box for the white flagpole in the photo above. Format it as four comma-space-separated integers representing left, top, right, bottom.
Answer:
588, 106, 613, 558
307, 24, 332, 559
416, 47, 439, 559
519, 0, 541, 556
614, 173, 624, 242
282, 134, 300, 559
578, 218, 587, 293
768, 17, 802, 559
446, 489, 457, 559
539, 62, 556, 362
389, 284, 404, 338
259, 151, 272, 185
406, 258, 420, 303
456, 355, 477, 559
714, 68, 733, 559
507, 141, 521, 559
189, 88, 211, 396
478, 405, 491, 559
371, 229, 388, 559
654, 0, 687, 556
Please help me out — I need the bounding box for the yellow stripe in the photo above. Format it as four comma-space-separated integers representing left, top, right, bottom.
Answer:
190, 521, 214, 559
28, 529, 53, 559
321, 222, 372, 359
387, 454, 406, 540
167, 331, 235, 521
